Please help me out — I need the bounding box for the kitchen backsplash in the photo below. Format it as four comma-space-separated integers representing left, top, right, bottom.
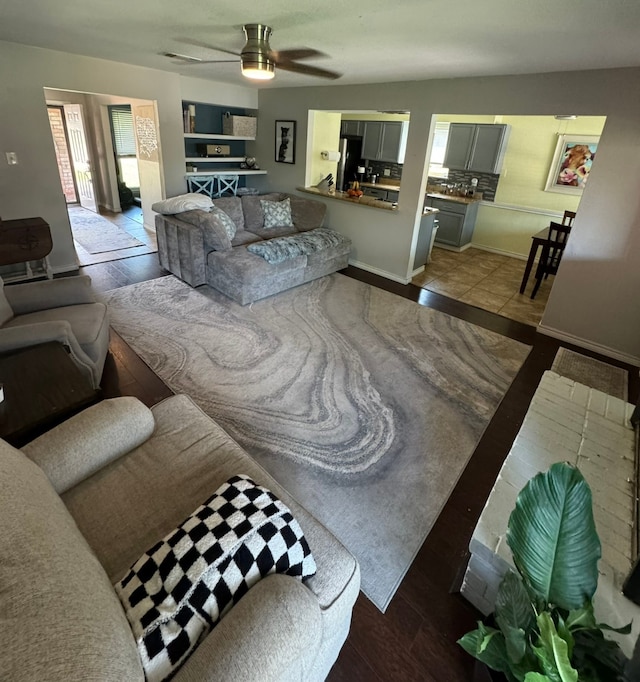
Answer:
362, 160, 403, 181
440, 170, 499, 202
364, 158, 499, 201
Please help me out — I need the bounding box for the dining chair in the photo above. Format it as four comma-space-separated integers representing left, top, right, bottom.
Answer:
562, 210, 576, 226
215, 174, 239, 198
531, 221, 572, 299
186, 176, 216, 198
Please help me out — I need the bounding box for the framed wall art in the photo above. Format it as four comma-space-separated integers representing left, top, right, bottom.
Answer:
275, 120, 296, 164
545, 134, 599, 195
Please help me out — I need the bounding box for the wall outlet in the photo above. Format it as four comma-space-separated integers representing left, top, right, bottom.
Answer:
383, 168, 391, 177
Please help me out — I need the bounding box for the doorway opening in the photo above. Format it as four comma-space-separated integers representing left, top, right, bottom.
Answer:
45, 88, 163, 266
414, 114, 606, 327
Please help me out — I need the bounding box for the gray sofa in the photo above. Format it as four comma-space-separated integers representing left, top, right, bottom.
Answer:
156, 193, 352, 305
2, 393, 360, 681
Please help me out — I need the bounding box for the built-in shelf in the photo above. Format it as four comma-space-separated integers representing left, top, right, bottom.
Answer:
185, 157, 246, 163
185, 170, 267, 176
184, 133, 255, 141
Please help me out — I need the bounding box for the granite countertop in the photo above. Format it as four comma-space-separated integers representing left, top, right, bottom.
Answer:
299, 186, 397, 210
360, 181, 401, 192
426, 191, 482, 205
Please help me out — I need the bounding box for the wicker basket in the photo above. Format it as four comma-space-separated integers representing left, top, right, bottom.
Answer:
222, 112, 257, 137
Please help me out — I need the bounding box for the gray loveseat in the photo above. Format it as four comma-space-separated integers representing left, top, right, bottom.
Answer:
156, 193, 352, 305
2, 394, 360, 681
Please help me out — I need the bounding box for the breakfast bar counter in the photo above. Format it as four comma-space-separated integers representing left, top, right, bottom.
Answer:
298, 186, 397, 210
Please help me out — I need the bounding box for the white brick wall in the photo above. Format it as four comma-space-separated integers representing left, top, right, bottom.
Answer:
461, 371, 638, 657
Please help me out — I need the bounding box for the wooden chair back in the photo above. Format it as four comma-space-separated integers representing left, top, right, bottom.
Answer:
562, 210, 576, 226
530, 221, 572, 298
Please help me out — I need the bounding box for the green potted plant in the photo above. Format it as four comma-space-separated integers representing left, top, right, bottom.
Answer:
459, 462, 632, 682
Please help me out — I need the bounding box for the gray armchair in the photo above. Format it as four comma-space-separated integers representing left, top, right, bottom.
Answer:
0, 275, 109, 388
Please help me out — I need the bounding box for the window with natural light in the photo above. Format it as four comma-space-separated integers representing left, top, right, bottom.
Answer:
428, 122, 450, 178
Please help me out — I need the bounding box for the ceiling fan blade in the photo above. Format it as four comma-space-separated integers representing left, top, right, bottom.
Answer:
179, 38, 241, 58
162, 52, 239, 64
272, 48, 326, 62
277, 61, 342, 80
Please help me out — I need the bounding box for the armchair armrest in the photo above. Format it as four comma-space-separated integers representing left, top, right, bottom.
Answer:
22, 397, 155, 494
171, 574, 322, 682
0, 321, 95, 386
5, 275, 96, 315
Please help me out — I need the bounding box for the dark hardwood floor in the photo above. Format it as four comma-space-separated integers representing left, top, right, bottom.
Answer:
84, 254, 639, 681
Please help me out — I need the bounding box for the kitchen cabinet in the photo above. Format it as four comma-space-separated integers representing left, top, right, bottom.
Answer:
362, 121, 409, 163
340, 120, 365, 136
444, 123, 509, 174
426, 196, 479, 249
361, 186, 400, 203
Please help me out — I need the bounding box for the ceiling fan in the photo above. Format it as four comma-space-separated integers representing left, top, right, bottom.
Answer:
163, 24, 342, 81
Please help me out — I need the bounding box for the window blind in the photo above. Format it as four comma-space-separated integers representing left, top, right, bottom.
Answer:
109, 105, 136, 156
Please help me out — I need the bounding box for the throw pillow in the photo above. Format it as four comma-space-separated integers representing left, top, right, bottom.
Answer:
152, 193, 213, 215
115, 474, 316, 682
260, 197, 294, 229
209, 205, 237, 240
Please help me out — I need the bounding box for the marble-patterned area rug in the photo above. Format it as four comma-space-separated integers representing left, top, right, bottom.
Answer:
551, 348, 628, 400
102, 274, 531, 611
69, 206, 143, 254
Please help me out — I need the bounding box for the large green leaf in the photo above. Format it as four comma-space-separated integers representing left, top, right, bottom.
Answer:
534, 612, 578, 682
458, 623, 517, 680
506, 463, 601, 610
496, 572, 537, 662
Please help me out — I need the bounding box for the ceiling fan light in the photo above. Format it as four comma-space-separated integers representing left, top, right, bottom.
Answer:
241, 61, 275, 80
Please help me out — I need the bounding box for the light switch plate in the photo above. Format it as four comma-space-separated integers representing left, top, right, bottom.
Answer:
383, 168, 391, 177
5, 152, 18, 165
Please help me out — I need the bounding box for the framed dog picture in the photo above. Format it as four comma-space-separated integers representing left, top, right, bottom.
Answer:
545, 134, 599, 195
275, 120, 296, 164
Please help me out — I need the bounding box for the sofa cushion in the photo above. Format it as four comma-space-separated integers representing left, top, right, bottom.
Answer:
152, 193, 213, 215
231, 230, 262, 247
241, 193, 284, 233
0, 440, 144, 681
289, 194, 327, 232
179, 209, 233, 252
260, 197, 294, 229
247, 228, 350, 264
212, 197, 245, 232
116, 474, 316, 682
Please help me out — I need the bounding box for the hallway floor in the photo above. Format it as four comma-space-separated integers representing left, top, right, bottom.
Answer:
69, 204, 157, 267
412, 246, 553, 326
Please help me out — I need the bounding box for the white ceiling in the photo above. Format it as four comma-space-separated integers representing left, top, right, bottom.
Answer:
2, 0, 640, 88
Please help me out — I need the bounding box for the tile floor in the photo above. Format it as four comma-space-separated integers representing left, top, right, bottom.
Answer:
69, 204, 157, 267
412, 246, 553, 326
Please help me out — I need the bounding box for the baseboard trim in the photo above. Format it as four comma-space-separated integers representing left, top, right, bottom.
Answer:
412, 265, 425, 278
348, 259, 410, 285
469, 244, 528, 261
98, 203, 119, 213
538, 323, 640, 367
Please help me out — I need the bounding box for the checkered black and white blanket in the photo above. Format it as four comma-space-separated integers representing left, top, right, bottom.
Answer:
116, 474, 317, 682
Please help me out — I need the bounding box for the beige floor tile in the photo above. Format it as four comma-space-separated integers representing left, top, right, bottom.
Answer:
474, 275, 521, 298
425, 277, 474, 298
412, 271, 437, 286
444, 268, 489, 287
458, 288, 512, 313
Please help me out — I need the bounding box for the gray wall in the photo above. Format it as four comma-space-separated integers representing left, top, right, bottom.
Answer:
255, 69, 640, 364
0, 40, 256, 273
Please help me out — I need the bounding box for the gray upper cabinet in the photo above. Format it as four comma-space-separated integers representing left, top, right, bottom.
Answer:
341, 120, 365, 136
362, 121, 408, 163
361, 121, 383, 159
444, 123, 510, 174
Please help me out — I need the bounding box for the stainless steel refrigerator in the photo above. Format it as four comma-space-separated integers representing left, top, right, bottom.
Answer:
336, 135, 363, 192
